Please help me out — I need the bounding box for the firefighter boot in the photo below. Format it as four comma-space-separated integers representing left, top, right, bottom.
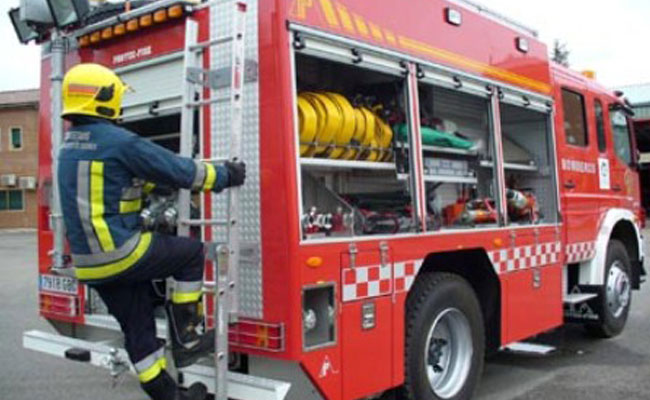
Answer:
165, 301, 215, 368
141, 370, 208, 400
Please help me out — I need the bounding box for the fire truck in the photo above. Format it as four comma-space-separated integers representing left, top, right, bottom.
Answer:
18, 0, 645, 399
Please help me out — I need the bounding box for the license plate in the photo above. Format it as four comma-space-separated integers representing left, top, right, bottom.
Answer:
40, 274, 78, 295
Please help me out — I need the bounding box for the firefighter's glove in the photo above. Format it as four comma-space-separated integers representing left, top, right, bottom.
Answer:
225, 160, 246, 187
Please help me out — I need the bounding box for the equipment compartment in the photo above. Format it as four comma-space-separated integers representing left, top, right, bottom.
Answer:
499, 103, 558, 225
415, 83, 500, 230
294, 54, 416, 239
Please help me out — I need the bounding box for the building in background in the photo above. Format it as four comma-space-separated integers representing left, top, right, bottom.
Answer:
0, 89, 39, 229
616, 83, 650, 212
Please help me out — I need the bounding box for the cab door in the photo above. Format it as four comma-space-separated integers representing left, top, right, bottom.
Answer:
606, 105, 640, 211
555, 86, 601, 259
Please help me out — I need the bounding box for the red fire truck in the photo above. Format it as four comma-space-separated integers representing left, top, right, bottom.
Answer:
21, 0, 645, 400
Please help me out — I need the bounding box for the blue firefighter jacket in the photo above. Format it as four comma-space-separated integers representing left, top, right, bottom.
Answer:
58, 116, 229, 281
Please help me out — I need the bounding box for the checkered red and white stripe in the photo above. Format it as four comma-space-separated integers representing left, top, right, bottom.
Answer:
488, 242, 561, 273
394, 260, 424, 294
342, 242, 564, 302
565, 241, 596, 264
342, 263, 392, 302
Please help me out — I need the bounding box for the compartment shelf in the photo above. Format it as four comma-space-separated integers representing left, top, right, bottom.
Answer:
395, 143, 479, 157
479, 160, 538, 172
300, 157, 397, 171
398, 173, 478, 184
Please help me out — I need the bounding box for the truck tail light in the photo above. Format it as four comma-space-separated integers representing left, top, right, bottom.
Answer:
126, 19, 139, 32
228, 320, 285, 352
40, 292, 80, 318
90, 31, 100, 44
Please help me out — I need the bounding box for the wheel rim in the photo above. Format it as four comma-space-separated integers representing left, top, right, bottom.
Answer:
424, 308, 473, 399
606, 261, 631, 319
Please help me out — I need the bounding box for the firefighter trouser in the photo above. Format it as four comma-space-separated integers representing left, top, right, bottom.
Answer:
90, 234, 205, 383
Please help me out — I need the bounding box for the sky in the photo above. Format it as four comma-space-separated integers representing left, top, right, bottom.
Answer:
0, 0, 649, 91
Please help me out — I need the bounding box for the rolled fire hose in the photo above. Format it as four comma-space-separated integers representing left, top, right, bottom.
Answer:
374, 116, 394, 161
359, 107, 379, 161
297, 92, 393, 162
323, 92, 356, 159
297, 96, 318, 156
341, 108, 367, 160
300, 92, 340, 155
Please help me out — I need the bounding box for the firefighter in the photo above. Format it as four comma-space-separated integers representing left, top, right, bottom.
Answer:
57, 63, 246, 400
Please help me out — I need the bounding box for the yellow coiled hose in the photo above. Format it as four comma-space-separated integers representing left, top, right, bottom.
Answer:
323, 92, 356, 159
297, 97, 318, 156
297, 92, 393, 161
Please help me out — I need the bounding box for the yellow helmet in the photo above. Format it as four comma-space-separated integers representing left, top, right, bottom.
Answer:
62, 63, 129, 120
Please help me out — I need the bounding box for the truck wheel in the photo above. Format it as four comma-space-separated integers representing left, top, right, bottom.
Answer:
401, 272, 484, 400
585, 240, 632, 338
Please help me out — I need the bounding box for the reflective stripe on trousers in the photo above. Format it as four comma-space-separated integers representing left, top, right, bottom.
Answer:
172, 280, 203, 304
134, 345, 167, 383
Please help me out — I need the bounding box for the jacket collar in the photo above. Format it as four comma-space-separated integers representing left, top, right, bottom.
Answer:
67, 115, 115, 127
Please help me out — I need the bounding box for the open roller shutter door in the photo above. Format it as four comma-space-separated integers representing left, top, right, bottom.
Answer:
116, 53, 184, 121
291, 25, 407, 77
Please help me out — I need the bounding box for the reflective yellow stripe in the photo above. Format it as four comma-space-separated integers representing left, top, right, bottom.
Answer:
171, 290, 203, 304
203, 163, 216, 190
75, 232, 152, 280
143, 182, 156, 194
119, 199, 142, 214
90, 161, 115, 252
138, 357, 167, 383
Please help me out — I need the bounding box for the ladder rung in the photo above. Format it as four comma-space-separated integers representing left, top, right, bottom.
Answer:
179, 219, 230, 226
189, 35, 234, 52
186, 96, 231, 108
197, 157, 229, 163
203, 281, 216, 293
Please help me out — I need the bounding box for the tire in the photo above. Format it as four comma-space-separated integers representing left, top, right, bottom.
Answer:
400, 273, 485, 400
585, 240, 632, 338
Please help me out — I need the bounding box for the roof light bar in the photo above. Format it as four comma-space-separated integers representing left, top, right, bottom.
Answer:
77, 3, 187, 48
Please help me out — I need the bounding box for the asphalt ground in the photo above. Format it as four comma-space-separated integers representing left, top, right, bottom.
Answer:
1, 230, 649, 400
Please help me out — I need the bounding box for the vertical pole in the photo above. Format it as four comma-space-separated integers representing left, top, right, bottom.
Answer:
178, 19, 199, 238
50, 32, 66, 270
406, 63, 426, 232
491, 93, 508, 226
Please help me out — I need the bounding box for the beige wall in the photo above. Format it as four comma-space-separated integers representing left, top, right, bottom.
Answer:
0, 105, 39, 229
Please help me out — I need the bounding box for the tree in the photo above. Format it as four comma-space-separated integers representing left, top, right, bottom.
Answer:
552, 40, 570, 67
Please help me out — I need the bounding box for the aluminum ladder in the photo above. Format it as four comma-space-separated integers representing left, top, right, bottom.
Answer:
177, 2, 247, 399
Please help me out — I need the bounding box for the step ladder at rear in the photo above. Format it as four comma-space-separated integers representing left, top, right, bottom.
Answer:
22, 330, 290, 400
563, 293, 598, 305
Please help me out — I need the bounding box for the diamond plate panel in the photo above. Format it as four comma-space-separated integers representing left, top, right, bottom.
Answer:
210, 0, 262, 319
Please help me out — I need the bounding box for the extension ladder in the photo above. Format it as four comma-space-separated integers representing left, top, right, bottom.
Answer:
177, 2, 247, 399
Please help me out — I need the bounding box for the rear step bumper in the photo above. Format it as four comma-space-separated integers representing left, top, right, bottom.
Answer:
23, 330, 290, 400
